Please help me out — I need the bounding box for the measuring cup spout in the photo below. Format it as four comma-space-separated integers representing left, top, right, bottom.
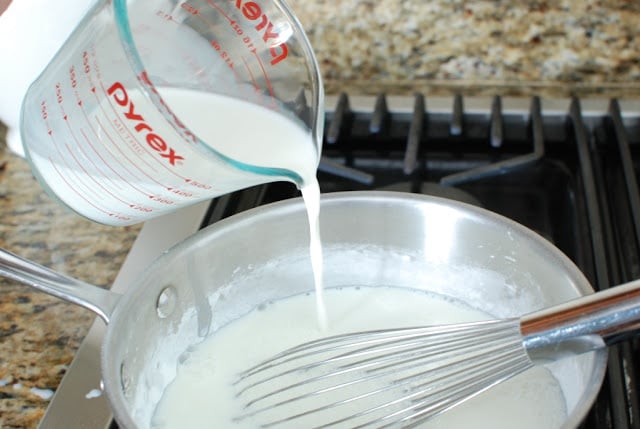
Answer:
0, 248, 120, 323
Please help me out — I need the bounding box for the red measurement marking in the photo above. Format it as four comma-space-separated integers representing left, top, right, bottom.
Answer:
184, 2, 270, 90
97, 80, 191, 183
210, 40, 237, 72
96, 95, 161, 170
185, 179, 213, 190
108, 213, 133, 222
252, 50, 275, 101
93, 91, 207, 200
183, 53, 216, 91
41, 100, 53, 135
79, 128, 150, 197
47, 134, 116, 219
55, 82, 69, 120
90, 47, 103, 85
129, 203, 153, 213
49, 156, 119, 218
207, 0, 288, 66
78, 98, 154, 197
204, 1, 236, 26
95, 115, 165, 188
167, 187, 194, 198
55, 123, 111, 206
64, 139, 132, 206
95, 113, 198, 202
61, 116, 81, 147
149, 195, 175, 205
75, 136, 121, 193
106, 81, 185, 166
79, 49, 100, 104
156, 9, 178, 22
41, 100, 48, 120
70, 65, 78, 89
241, 56, 260, 91
55, 82, 64, 104
180, 2, 199, 15
82, 50, 91, 74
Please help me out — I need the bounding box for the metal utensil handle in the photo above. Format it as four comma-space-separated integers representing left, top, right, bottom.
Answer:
0, 248, 120, 323
521, 279, 640, 352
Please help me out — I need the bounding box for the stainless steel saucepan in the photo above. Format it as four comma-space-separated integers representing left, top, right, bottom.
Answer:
0, 192, 607, 428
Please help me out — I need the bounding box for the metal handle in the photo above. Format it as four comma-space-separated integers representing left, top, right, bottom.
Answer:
521, 279, 640, 356
0, 248, 121, 323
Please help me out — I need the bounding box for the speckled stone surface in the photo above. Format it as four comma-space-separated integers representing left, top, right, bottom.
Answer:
290, 0, 640, 97
0, 123, 141, 428
1, 1, 640, 427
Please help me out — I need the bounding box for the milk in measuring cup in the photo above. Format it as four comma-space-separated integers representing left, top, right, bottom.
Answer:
25, 88, 319, 225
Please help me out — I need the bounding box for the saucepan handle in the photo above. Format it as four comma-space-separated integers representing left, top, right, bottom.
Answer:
0, 248, 121, 323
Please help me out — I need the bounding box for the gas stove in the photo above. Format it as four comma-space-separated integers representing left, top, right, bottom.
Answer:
39, 93, 640, 428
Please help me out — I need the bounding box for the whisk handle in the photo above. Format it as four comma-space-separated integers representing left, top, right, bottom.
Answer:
521, 279, 640, 355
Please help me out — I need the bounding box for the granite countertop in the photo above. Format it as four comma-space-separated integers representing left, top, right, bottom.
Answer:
0, 123, 141, 428
290, 0, 640, 97
1, 1, 640, 427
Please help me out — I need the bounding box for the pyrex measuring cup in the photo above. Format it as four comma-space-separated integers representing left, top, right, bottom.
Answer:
20, 0, 324, 226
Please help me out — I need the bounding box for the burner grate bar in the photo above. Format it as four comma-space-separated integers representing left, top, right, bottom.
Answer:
570, 97, 623, 429
450, 94, 464, 136
317, 157, 375, 185
440, 96, 545, 186
369, 93, 389, 134
572, 96, 640, 429
326, 92, 351, 144
403, 93, 425, 175
570, 98, 610, 288
606, 99, 640, 428
609, 99, 640, 248
490, 95, 504, 148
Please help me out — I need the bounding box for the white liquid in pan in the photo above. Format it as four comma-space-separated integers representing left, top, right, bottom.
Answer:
151, 286, 567, 428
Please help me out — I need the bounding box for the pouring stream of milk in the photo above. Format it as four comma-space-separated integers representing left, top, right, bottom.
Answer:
300, 181, 327, 330
31, 85, 328, 325
159, 89, 327, 329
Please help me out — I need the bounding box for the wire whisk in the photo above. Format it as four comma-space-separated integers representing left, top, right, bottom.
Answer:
233, 279, 640, 428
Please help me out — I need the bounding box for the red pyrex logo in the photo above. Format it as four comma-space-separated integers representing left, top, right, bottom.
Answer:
232, 0, 288, 65
107, 82, 184, 166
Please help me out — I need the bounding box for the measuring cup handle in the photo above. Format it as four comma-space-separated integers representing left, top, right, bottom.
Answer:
0, 248, 120, 323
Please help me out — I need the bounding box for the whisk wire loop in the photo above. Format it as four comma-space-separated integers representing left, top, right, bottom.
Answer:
233, 279, 640, 427
235, 320, 517, 404
234, 318, 533, 428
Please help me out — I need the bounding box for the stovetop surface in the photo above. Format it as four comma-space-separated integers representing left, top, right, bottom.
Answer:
42, 94, 640, 428
198, 94, 640, 428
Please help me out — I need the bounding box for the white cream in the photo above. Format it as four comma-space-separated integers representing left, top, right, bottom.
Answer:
151, 286, 567, 429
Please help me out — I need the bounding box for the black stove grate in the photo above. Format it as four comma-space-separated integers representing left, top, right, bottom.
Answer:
198, 93, 640, 428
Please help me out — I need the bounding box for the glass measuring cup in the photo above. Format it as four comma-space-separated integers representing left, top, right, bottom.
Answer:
20, 0, 324, 226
